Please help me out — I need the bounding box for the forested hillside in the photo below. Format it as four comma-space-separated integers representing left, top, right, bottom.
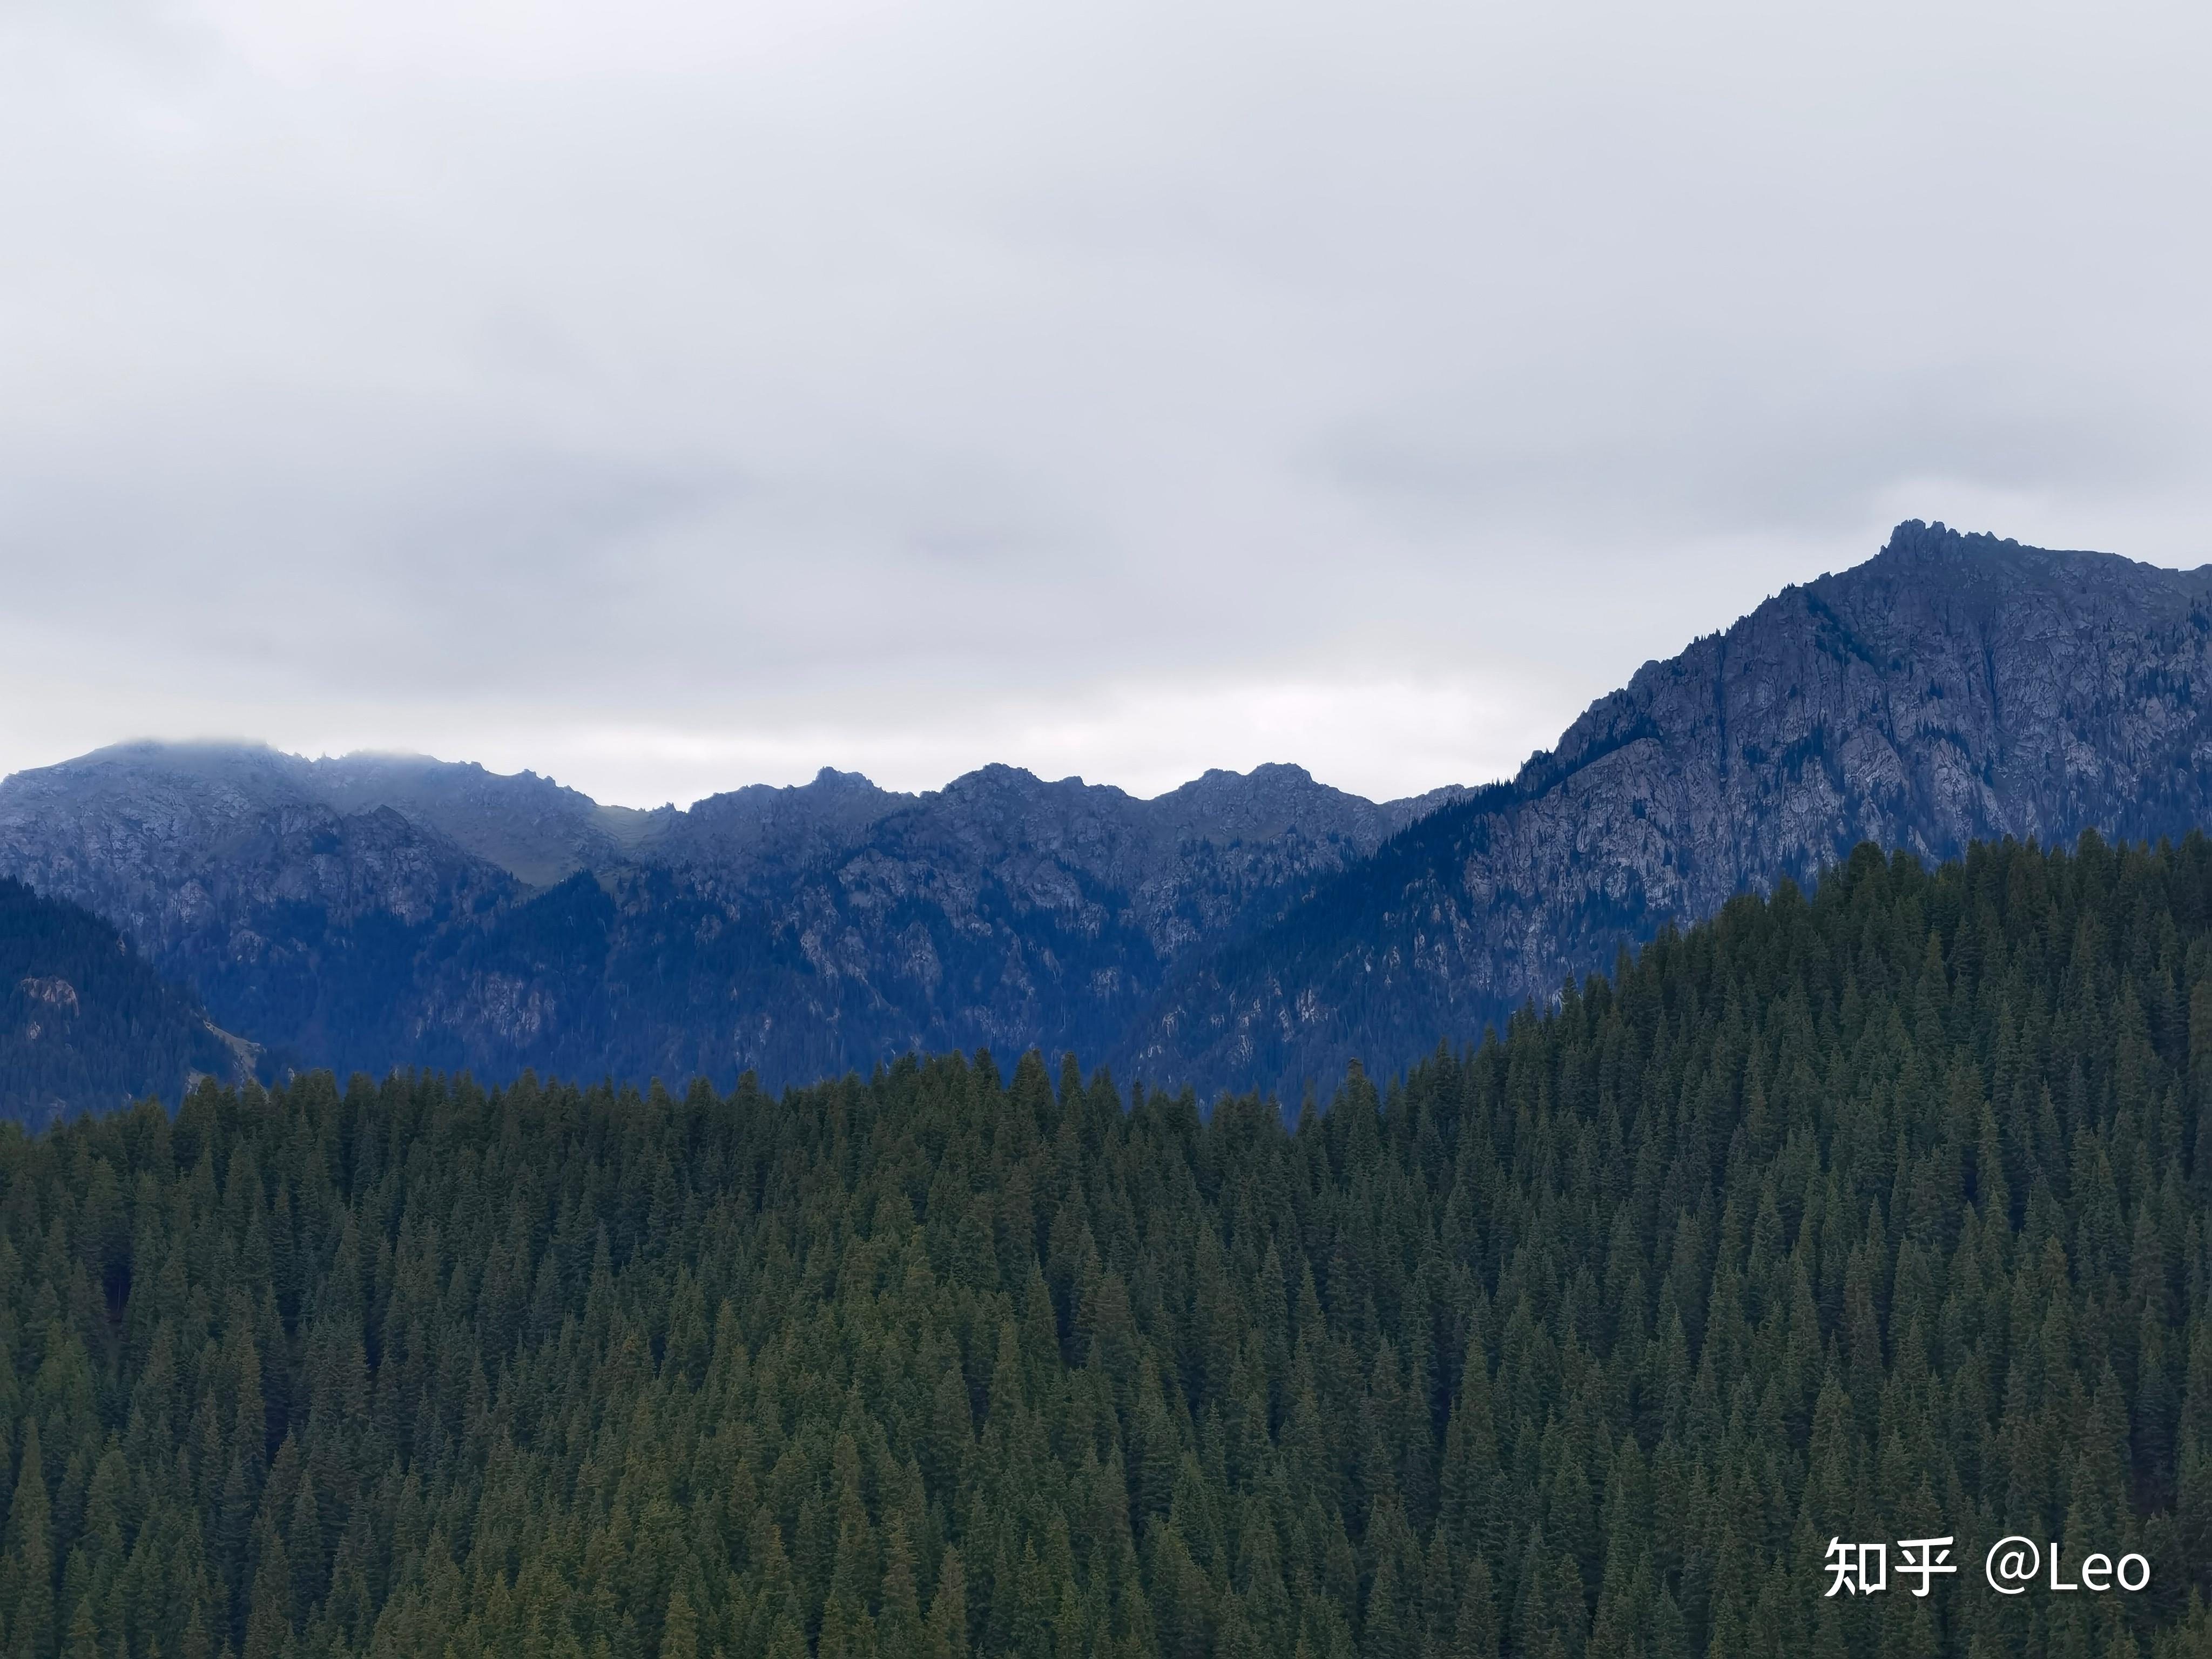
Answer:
6, 833, 2212, 1658
0, 877, 241, 1127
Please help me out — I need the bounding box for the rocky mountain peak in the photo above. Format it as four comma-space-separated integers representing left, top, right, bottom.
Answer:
11, 522, 2211, 1101
1124, 523, 2212, 1097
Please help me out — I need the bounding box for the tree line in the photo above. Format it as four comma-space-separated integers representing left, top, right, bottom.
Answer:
5, 834, 2212, 1657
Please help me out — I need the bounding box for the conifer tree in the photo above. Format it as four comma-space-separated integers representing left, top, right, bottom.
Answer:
8, 833, 2212, 1655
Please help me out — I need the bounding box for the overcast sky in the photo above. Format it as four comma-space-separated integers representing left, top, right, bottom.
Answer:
2, 0, 2206, 807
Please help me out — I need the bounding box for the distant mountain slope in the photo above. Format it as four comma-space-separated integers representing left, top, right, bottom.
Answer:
302, 750, 670, 886
0, 741, 1464, 1089
1123, 520, 2212, 1096
0, 876, 245, 1124
11, 520, 2207, 1102
0, 743, 521, 1073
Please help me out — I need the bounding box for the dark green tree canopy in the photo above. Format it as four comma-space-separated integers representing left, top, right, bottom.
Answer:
4, 834, 2211, 1657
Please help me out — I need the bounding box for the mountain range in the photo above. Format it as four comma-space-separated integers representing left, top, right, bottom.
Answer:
0, 734, 1466, 1098
5, 518, 2211, 1106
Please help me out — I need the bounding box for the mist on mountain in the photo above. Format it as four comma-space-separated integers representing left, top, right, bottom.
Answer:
6, 522, 2211, 1102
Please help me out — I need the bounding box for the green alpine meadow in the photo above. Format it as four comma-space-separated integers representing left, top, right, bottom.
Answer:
6, 833, 2212, 1657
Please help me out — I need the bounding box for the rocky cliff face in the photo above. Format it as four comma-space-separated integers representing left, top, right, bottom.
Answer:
10, 521, 2207, 1101
0, 744, 520, 1065
1124, 521, 2212, 1096
0, 876, 242, 1124
0, 740, 1459, 1087
658, 761, 1466, 961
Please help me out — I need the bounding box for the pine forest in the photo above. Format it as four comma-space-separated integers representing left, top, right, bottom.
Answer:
8, 834, 2212, 1659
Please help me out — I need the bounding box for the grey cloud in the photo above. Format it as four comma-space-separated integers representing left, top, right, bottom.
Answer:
1, 0, 2206, 804
1317, 357, 2193, 541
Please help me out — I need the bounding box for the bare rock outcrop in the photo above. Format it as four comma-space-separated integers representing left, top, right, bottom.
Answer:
1127, 521, 2212, 1096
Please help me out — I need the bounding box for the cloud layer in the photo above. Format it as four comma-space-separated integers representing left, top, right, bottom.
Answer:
3, 0, 2206, 804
